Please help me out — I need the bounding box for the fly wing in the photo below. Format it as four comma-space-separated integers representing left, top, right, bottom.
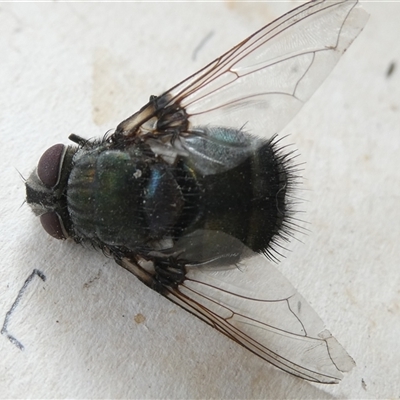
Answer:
116, 0, 368, 141
175, 0, 368, 139
165, 253, 355, 384
117, 236, 355, 384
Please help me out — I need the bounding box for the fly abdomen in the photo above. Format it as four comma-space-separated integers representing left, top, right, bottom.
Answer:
192, 136, 295, 259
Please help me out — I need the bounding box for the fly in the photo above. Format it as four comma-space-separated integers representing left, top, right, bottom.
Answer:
25, 0, 368, 384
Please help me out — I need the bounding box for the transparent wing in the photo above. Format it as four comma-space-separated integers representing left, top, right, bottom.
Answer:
175, 0, 368, 138
118, 234, 355, 384
167, 257, 354, 384
116, 0, 368, 141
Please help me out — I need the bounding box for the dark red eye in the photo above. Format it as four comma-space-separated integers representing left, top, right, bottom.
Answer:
40, 212, 67, 240
37, 144, 66, 188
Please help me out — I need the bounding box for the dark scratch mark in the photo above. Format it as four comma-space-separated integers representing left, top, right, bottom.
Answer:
83, 269, 101, 289
386, 61, 396, 78
361, 378, 367, 390
192, 31, 215, 61
1, 269, 46, 351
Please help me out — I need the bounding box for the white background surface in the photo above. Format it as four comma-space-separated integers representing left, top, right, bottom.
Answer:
1, 1, 399, 399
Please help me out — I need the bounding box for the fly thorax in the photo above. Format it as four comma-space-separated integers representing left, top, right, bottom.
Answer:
67, 147, 184, 249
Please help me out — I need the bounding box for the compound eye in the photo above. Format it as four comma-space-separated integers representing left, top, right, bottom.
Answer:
37, 144, 66, 188
40, 212, 68, 240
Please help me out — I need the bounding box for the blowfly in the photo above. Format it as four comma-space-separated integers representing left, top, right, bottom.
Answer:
26, 0, 368, 383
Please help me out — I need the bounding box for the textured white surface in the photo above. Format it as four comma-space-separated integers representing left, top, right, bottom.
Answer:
0, 2, 399, 399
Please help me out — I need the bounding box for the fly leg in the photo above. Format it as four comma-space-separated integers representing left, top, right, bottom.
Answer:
153, 256, 187, 292
110, 246, 187, 293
